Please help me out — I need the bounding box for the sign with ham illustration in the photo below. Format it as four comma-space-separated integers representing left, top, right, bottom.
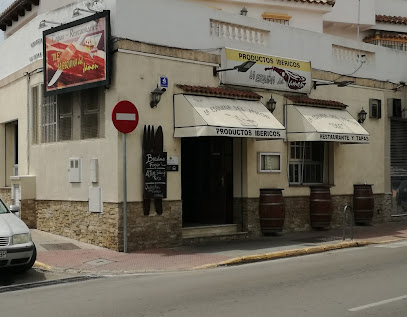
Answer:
43, 11, 110, 96
220, 48, 312, 94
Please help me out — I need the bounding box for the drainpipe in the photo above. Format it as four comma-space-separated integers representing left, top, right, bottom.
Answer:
25, 71, 30, 175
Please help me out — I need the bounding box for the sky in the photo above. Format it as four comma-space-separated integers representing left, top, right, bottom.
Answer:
0, 0, 14, 42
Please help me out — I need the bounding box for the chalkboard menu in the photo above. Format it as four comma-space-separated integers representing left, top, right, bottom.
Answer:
144, 152, 167, 199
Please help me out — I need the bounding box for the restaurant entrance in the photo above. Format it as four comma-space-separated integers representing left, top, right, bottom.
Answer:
181, 137, 233, 227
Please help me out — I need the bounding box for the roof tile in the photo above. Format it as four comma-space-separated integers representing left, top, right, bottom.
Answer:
283, 0, 335, 6
177, 85, 262, 100
376, 15, 407, 25
285, 95, 347, 109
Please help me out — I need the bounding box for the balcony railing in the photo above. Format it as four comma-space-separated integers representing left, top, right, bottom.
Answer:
210, 19, 268, 45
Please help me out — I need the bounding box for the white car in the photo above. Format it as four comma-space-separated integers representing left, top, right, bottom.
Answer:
0, 200, 36, 272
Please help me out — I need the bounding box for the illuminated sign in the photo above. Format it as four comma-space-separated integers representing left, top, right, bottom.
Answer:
43, 11, 110, 96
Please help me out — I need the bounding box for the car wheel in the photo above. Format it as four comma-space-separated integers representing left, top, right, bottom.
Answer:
11, 245, 37, 274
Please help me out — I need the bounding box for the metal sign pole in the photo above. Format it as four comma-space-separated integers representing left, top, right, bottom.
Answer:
123, 132, 128, 253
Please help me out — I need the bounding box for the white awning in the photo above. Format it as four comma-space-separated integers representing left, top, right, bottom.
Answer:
286, 105, 369, 144
174, 95, 286, 139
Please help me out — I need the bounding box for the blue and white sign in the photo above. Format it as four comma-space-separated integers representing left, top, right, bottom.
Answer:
160, 76, 168, 88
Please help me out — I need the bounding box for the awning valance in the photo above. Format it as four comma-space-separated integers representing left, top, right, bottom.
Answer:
174, 95, 286, 139
286, 105, 369, 144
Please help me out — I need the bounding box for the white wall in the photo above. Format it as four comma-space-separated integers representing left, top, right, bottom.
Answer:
323, 0, 375, 26
1, 0, 407, 84
187, 0, 327, 32
375, 0, 407, 16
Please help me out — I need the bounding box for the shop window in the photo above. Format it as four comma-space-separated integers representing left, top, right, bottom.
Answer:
289, 142, 325, 184
258, 152, 281, 173
369, 99, 381, 119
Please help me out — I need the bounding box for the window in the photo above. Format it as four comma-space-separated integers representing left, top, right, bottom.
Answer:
258, 153, 281, 173
35, 87, 103, 143
31, 86, 39, 144
58, 94, 73, 141
289, 142, 325, 184
81, 88, 100, 139
369, 99, 382, 119
262, 12, 291, 25
41, 94, 58, 143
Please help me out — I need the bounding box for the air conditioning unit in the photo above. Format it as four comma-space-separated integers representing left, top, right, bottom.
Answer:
388, 98, 402, 118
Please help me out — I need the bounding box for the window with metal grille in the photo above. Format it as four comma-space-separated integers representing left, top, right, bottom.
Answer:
289, 141, 324, 184
81, 88, 100, 139
262, 12, 291, 25
41, 94, 58, 143
58, 94, 73, 141
31, 86, 39, 144
263, 18, 289, 25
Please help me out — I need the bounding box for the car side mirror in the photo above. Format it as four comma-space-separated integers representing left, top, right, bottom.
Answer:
9, 205, 20, 213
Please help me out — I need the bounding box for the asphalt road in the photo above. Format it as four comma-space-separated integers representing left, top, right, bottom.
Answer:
1, 241, 407, 317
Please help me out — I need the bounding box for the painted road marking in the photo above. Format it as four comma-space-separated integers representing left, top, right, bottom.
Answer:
349, 295, 407, 312
116, 113, 136, 121
374, 241, 407, 248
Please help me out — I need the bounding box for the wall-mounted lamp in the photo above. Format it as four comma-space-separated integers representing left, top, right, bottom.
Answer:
38, 20, 62, 29
213, 61, 256, 76
150, 85, 166, 108
358, 107, 367, 123
73, 7, 97, 17
266, 95, 277, 113
240, 7, 248, 16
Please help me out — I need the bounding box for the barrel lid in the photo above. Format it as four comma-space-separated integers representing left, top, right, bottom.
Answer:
260, 188, 284, 191
353, 184, 374, 186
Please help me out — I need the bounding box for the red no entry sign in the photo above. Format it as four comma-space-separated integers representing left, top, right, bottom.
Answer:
112, 100, 139, 134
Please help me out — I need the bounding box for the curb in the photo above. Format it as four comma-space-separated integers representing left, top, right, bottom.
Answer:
193, 241, 372, 270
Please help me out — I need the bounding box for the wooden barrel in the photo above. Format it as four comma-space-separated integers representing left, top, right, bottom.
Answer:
353, 184, 374, 224
259, 188, 285, 233
309, 186, 332, 228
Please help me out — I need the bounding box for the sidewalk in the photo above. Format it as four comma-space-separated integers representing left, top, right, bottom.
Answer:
32, 220, 407, 275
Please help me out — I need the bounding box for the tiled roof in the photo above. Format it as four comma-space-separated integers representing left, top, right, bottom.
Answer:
0, 0, 40, 31
177, 85, 262, 100
376, 15, 407, 25
283, 0, 335, 6
285, 95, 347, 109
364, 31, 407, 42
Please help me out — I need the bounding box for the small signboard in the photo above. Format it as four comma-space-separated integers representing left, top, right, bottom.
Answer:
160, 76, 168, 88
144, 152, 167, 199
166, 155, 179, 172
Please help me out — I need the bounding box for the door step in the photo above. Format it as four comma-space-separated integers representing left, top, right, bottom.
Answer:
182, 224, 238, 239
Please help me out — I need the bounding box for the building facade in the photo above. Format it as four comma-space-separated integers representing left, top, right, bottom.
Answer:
0, 0, 405, 251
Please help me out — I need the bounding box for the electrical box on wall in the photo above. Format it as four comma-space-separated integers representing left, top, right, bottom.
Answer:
69, 158, 82, 183
89, 186, 103, 213
90, 159, 99, 183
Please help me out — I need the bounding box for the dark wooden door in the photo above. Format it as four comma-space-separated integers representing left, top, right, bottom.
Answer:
182, 137, 233, 226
